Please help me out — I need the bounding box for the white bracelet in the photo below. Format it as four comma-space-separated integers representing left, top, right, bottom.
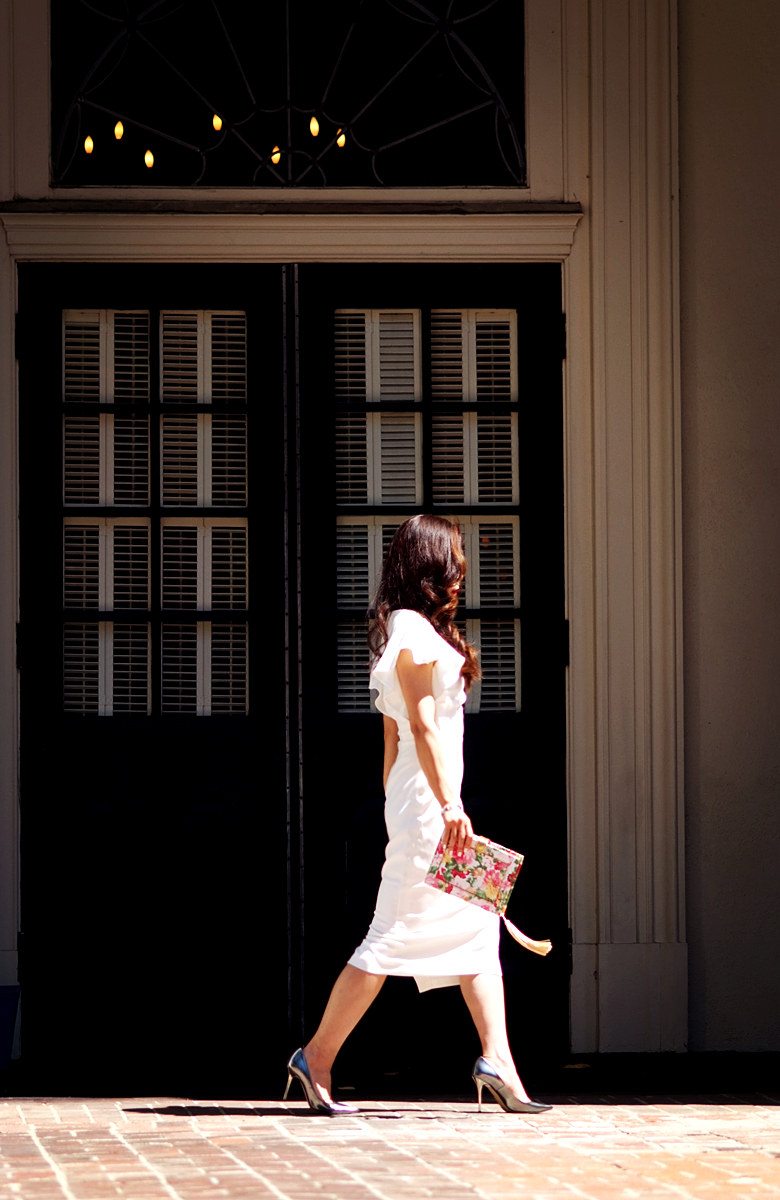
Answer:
441, 803, 464, 815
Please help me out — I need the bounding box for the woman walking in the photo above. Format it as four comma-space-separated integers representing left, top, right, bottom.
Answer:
284, 514, 551, 1116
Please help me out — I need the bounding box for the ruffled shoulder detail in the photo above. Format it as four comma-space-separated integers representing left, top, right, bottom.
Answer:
370, 609, 442, 683
369, 609, 464, 716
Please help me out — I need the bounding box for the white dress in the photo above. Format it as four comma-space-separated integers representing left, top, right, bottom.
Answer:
348, 608, 501, 992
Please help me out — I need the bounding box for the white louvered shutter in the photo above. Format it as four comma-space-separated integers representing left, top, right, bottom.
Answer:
335, 517, 401, 712
112, 625, 151, 713
431, 310, 518, 506
63, 311, 150, 507
455, 517, 521, 713
161, 519, 248, 714
161, 625, 199, 714
159, 313, 249, 715
210, 313, 247, 404
334, 310, 421, 506
63, 623, 101, 713
62, 519, 151, 714
160, 312, 200, 404
160, 311, 248, 508
63, 618, 150, 716
61, 307, 249, 719
211, 624, 248, 713
467, 620, 520, 712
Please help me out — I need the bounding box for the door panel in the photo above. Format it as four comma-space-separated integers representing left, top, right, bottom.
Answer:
297, 265, 568, 1093
18, 265, 288, 1092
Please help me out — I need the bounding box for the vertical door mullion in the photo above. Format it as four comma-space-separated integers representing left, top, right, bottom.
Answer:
420, 306, 433, 511
149, 306, 161, 717
282, 263, 305, 1042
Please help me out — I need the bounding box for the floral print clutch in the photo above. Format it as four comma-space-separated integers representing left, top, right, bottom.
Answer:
425, 834, 553, 956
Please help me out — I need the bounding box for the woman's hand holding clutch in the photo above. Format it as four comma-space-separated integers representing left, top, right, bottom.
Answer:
441, 802, 472, 856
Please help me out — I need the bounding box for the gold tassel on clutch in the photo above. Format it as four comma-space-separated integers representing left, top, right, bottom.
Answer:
501, 915, 553, 956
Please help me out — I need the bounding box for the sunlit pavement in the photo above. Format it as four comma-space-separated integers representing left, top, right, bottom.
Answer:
0, 1091, 779, 1199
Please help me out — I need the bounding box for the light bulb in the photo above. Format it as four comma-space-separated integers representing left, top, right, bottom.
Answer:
144, 149, 154, 168
114, 121, 124, 140
310, 116, 319, 137
212, 113, 223, 131
84, 135, 94, 154
271, 145, 281, 164
336, 129, 346, 148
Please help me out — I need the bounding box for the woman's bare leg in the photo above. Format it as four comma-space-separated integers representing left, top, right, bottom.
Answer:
302, 964, 386, 1102
459, 973, 531, 1102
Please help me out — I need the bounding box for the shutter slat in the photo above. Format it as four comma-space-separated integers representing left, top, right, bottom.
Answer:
475, 520, 519, 606
161, 624, 199, 713
210, 313, 247, 405
335, 413, 369, 504
63, 525, 100, 609
476, 414, 516, 504
432, 414, 466, 504
161, 415, 199, 506
211, 415, 248, 506
473, 619, 520, 711
211, 526, 248, 609
337, 622, 371, 713
336, 523, 371, 607
113, 524, 150, 609
378, 413, 419, 504
211, 623, 248, 714
334, 312, 368, 401
377, 312, 417, 402
112, 624, 150, 713
161, 526, 199, 608
113, 416, 150, 505
63, 415, 101, 505
113, 311, 150, 404
161, 312, 200, 404
431, 311, 465, 401
63, 315, 102, 404
63, 622, 100, 713
475, 317, 514, 402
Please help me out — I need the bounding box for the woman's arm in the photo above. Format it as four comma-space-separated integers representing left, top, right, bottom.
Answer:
395, 648, 473, 854
382, 714, 399, 789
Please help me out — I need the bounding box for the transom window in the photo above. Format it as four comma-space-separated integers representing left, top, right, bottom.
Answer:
51, 0, 526, 187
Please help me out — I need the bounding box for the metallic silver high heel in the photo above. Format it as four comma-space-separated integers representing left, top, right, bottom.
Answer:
472, 1056, 552, 1114
283, 1047, 359, 1116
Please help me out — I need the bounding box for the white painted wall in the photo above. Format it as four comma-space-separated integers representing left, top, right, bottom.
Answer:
679, 0, 780, 1050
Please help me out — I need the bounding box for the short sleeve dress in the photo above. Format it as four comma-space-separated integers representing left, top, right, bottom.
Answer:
347, 608, 501, 992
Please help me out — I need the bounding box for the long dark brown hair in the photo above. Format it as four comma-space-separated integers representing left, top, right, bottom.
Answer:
368, 514, 480, 690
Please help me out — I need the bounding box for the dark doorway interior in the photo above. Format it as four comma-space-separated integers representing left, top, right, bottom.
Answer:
16, 261, 567, 1097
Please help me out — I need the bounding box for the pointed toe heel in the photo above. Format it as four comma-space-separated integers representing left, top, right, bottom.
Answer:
472, 1057, 552, 1114
284, 1048, 359, 1116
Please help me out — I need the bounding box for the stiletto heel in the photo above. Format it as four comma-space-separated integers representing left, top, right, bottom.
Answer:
472, 1057, 552, 1114
283, 1048, 359, 1116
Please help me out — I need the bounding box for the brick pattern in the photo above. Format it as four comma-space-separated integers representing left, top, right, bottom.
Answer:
0, 1094, 778, 1199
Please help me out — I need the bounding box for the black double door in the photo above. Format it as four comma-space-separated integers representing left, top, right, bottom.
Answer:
18, 262, 567, 1095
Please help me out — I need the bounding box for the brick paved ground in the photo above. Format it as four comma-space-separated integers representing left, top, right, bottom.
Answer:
0, 1091, 778, 1200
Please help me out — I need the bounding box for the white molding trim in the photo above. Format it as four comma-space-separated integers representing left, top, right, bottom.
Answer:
0, 213, 582, 263
566, 0, 686, 1051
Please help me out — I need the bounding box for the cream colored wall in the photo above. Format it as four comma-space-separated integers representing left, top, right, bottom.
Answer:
679, 0, 780, 1050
